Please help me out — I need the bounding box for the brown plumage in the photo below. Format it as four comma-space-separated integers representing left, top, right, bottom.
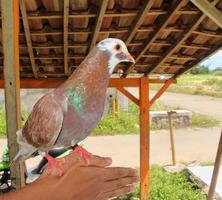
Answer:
13, 38, 135, 162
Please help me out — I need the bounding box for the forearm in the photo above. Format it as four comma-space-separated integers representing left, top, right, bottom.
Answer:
0, 182, 51, 200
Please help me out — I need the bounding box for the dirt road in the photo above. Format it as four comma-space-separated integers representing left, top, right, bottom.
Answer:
1, 126, 220, 168
128, 88, 222, 121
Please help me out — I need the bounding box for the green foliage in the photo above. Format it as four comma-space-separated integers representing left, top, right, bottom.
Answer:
0, 108, 29, 137
213, 71, 222, 76
192, 113, 219, 128
115, 166, 206, 200
92, 113, 139, 136
151, 74, 222, 98
191, 65, 209, 75
0, 108, 6, 137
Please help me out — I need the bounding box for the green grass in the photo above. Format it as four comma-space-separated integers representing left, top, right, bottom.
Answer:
0, 101, 219, 137
192, 113, 219, 128
151, 74, 222, 98
115, 166, 206, 200
92, 102, 219, 136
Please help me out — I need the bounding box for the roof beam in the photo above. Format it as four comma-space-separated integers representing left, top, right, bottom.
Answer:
89, 0, 109, 50
124, 0, 155, 45
190, 0, 222, 28
146, 0, 220, 74
63, 0, 69, 75
122, 0, 187, 77
19, 0, 38, 78
0, 78, 173, 89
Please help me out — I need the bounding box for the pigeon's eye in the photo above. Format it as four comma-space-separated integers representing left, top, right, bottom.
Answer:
115, 44, 121, 51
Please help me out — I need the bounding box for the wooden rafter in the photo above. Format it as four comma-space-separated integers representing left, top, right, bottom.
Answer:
19, 0, 38, 78
146, 0, 220, 74
89, 0, 109, 50
0, 8, 198, 20
190, 0, 222, 28
63, 0, 69, 75
124, 0, 155, 45
122, 0, 187, 77
17, 25, 185, 37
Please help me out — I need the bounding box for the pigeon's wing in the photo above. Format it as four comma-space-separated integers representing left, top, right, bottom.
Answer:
22, 93, 64, 148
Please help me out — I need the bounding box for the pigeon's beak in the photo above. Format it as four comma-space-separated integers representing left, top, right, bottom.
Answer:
125, 53, 135, 64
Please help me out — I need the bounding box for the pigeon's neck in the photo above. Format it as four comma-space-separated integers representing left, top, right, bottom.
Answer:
68, 48, 111, 86
56, 48, 111, 95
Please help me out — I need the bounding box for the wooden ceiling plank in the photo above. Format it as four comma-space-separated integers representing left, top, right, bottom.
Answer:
190, 0, 222, 28
89, 0, 109, 50
146, 0, 220, 74
125, 0, 155, 45
63, 0, 69, 75
122, 0, 187, 77
19, 0, 38, 78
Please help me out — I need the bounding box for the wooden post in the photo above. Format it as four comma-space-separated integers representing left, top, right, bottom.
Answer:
1, 0, 25, 189
167, 111, 176, 166
139, 77, 150, 200
207, 130, 222, 200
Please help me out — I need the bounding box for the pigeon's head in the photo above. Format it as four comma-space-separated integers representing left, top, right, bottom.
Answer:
97, 38, 135, 74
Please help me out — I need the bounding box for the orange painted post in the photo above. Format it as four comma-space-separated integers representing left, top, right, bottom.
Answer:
139, 77, 150, 200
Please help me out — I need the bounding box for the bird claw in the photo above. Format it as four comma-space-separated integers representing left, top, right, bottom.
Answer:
73, 146, 91, 165
45, 153, 63, 176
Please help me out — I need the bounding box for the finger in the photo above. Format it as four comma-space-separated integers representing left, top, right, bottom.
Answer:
85, 155, 112, 167
97, 185, 135, 200
103, 176, 139, 193
104, 167, 138, 180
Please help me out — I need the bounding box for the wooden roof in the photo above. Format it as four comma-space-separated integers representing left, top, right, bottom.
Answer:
1, 0, 222, 80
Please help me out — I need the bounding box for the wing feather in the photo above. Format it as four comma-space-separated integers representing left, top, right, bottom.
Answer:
22, 93, 63, 148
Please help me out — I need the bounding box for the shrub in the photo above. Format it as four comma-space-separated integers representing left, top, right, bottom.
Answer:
115, 166, 206, 200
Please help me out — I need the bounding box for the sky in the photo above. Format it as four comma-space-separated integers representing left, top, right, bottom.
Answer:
201, 50, 222, 70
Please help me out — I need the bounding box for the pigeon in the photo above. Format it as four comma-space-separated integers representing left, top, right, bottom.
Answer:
12, 38, 135, 172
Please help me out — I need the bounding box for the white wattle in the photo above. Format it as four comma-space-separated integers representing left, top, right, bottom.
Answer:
108, 55, 120, 74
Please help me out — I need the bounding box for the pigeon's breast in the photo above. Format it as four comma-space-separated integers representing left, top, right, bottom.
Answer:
55, 87, 107, 147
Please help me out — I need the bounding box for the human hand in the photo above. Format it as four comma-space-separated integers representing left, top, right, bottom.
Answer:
35, 151, 139, 200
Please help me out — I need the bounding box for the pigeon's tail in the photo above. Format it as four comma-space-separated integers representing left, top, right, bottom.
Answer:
10, 129, 37, 165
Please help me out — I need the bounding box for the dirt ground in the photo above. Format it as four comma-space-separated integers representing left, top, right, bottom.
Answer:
0, 126, 221, 168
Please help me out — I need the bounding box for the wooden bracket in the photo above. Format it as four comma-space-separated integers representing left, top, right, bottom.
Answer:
117, 87, 139, 106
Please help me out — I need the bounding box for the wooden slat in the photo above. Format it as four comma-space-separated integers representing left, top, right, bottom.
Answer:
19, 0, 38, 78
125, 0, 155, 45
63, 0, 69, 75
17, 25, 184, 37
1, 0, 25, 189
190, 0, 222, 28
122, 0, 187, 77
139, 77, 150, 200
89, 0, 109, 50
192, 30, 222, 38
146, 0, 220, 74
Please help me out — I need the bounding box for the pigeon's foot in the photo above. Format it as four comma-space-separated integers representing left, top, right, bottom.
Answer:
44, 152, 63, 176
73, 146, 92, 165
